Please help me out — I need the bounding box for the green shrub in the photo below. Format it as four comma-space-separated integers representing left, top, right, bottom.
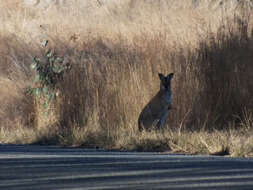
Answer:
28, 40, 71, 111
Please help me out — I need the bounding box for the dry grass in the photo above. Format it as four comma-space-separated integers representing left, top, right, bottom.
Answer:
1, 124, 252, 158
0, 1, 253, 157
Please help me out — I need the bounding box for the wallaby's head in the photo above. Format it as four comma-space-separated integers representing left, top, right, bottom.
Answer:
158, 73, 174, 91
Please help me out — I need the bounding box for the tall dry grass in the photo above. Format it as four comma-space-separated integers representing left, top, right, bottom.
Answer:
56, 16, 253, 132
0, 1, 252, 156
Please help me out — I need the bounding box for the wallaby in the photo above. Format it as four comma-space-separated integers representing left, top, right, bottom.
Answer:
138, 73, 174, 131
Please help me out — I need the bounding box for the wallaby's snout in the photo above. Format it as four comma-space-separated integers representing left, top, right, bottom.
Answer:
138, 72, 174, 131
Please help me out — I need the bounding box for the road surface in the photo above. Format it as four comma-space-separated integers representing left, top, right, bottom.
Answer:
0, 145, 253, 190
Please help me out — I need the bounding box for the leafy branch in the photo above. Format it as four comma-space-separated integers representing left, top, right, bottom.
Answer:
27, 40, 71, 109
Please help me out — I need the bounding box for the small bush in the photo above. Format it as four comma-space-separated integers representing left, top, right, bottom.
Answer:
27, 40, 71, 129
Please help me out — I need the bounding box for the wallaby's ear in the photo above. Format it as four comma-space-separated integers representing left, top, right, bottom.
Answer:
167, 73, 174, 80
158, 73, 165, 82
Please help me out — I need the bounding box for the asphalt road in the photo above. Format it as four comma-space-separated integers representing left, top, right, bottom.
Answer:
0, 145, 253, 190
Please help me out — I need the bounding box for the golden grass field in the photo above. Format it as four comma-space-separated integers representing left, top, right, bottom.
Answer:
0, 0, 253, 157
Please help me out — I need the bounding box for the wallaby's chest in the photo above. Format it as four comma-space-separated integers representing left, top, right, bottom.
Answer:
159, 90, 171, 105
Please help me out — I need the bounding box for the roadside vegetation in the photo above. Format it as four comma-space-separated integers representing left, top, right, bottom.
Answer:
0, 1, 252, 157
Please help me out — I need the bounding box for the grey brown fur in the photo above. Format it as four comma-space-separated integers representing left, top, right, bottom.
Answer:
138, 73, 174, 131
